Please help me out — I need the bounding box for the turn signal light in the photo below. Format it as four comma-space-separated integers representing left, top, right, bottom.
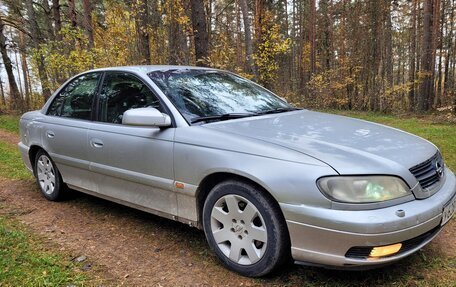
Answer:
369, 243, 402, 258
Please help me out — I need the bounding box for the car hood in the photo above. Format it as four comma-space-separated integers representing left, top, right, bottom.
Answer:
204, 110, 437, 176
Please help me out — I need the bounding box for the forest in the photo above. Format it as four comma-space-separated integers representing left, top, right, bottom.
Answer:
0, 0, 455, 114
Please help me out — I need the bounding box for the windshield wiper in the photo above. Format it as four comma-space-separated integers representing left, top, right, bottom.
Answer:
254, 107, 302, 115
190, 108, 302, 124
191, 113, 255, 124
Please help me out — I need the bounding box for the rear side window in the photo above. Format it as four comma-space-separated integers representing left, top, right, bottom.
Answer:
98, 72, 162, 124
47, 73, 101, 120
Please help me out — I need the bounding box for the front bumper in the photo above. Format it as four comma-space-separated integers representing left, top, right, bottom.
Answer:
281, 167, 456, 268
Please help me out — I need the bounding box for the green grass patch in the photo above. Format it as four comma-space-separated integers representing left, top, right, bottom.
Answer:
0, 217, 87, 287
0, 115, 20, 134
0, 141, 31, 180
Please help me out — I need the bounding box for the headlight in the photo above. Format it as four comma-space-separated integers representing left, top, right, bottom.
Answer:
317, 176, 411, 203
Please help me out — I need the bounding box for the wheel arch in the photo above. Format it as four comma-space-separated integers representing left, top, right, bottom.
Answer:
28, 145, 45, 174
196, 172, 288, 232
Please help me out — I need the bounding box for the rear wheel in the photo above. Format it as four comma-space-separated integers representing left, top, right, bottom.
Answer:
34, 150, 66, 201
202, 180, 289, 277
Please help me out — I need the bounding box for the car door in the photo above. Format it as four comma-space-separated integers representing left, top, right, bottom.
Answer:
87, 72, 177, 216
42, 72, 102, 191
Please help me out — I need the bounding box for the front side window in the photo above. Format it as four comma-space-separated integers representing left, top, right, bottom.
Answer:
47, 73, 101, 120
98, 73, 162, 124
148, 69, 291, 123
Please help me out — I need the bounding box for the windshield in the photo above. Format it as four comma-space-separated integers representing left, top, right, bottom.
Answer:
148, 69, 293, 123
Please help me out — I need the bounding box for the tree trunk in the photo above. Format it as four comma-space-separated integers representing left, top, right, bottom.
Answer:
68, 0, 77, 28
384, 2, 393, 86
417, 0, 422, 73
168, 0, 187, 64
148, 0, 160, 62
50, 0, 65, 84
26, 0, 52, 100
0, 75, 5, 107
19, 31, 30, 109
428, 0, 440, 107
190, 0, 209, 66
82, 0, 94, 49
42, 0, 55, 41
443, 0, 454, 101
133, 0, 151, 64
408, 0, 418, 110
239, 0, 255, 76
0, 17, 22, 111
52, 0, 62, 41
435, 0, 445, 107
418, 0, 435, 112
13, 42, 24, 99
309, 0, 316, 75
254, 0, 264, 50
254, 0, 275, 88
205, 0, 211, 49
235, 1, 243, 68
367, 0, 383, 111
319, 0, 332, 70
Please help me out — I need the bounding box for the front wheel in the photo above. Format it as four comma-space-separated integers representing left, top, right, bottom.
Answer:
202, 180, 289, 277
34, 150, 66, 201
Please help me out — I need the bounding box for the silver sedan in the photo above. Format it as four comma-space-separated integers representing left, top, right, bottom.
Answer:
18, 66, 456, 277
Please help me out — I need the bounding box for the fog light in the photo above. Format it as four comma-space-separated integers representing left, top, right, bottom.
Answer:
369, 243, 402, 258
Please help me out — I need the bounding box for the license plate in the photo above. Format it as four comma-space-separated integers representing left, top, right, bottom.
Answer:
442, 195, 456, 226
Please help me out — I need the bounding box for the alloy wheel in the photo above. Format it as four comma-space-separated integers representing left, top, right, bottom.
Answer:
210, 194, 268, 265
36, 154, 56, 195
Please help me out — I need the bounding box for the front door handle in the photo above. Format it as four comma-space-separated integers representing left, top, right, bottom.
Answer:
90, 138, 104, 148
46, 131, 55, 138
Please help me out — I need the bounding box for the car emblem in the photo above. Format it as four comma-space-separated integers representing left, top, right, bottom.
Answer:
435, 160, 444, 178
233, 223, 244, 233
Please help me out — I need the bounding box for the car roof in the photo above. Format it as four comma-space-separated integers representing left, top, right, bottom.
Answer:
87, 65, 215, 74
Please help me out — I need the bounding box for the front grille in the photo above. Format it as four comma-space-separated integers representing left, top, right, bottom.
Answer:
345, 226, 441, 259
409, 152, 444, 189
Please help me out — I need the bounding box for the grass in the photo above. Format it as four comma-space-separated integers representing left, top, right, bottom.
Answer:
0, 116, 94, 286
0, 141, 32, 180
0, 217, 87, 287
0, 114, 31, 179
0, 114, 20, 134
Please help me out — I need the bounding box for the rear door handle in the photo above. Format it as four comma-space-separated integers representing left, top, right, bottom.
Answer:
46, 131, 55, 138
90, 138, 104, 148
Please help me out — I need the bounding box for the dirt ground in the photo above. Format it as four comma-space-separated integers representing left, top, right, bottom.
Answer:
0, 129, 455, 286
0, 179, 454, 286
0, 130, 19, 146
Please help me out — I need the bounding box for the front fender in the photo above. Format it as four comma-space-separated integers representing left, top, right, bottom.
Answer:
174, 141, 336, 208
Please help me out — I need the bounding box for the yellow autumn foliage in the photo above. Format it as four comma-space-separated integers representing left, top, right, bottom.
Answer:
253, 12, 290, 87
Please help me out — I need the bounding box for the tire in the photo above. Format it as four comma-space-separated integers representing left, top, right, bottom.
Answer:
34, 150, 67, 201
202, 180, 289, 277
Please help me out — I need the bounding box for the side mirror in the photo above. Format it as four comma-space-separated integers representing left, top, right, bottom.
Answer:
122, 107, 172, 127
